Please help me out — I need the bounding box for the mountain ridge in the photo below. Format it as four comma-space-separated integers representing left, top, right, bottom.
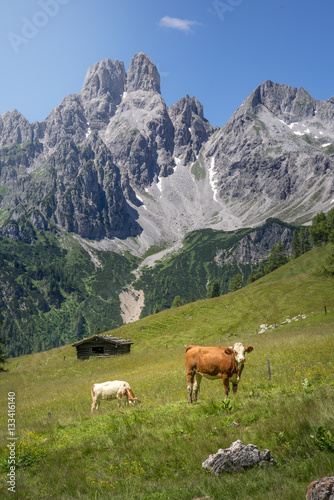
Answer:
0, 52, 333, 257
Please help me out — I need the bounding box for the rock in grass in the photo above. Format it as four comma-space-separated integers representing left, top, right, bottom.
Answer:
306, 476, 334, 500
202, 439, 277, 474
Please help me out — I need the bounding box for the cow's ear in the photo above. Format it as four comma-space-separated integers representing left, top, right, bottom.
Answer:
245, 345, 254, 353
225, 348, 233, 355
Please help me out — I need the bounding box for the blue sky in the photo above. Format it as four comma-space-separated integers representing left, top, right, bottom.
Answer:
1, 0, 334, 127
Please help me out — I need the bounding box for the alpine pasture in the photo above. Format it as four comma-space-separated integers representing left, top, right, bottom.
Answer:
1, 245, 334, 499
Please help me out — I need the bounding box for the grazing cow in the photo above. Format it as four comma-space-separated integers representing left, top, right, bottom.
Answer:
91, 380, 141, 412
185, 342, 254, 403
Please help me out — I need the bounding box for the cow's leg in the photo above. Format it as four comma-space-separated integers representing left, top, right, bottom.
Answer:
193, 373, 202, 402
124, 389, 131, 406
221, 374, 230, 398
186, 369, 196, 404
117, 394, 122, 408
231, 372, 241, 394
187, 381, 193, 404
91, 397, 99, 412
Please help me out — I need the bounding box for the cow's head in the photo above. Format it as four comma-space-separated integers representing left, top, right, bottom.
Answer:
229, 342, 253, 364
129, 397, 141, 405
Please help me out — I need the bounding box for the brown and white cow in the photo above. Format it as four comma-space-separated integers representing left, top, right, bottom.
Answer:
91, 380, 141, 412
185, 342, 254, 403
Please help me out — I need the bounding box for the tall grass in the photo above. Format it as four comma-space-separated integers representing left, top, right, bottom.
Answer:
1, 316, 334, 499
1, 245, 334, 498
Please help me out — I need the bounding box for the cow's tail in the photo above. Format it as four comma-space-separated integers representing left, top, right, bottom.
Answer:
185, 344, 196, 353
91, 384, 96, 398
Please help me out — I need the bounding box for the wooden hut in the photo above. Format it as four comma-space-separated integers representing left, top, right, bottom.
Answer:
72, 334, 133, 360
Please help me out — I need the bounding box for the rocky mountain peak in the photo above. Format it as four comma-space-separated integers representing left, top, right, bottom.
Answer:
169, 94, 213, 161
169, 94, 204, 120
250, 80, 316, 123
0, 109, 36, 147
251, 80, 297, 117
126, 52, 161, 93
78, 58, 127, 131
81, 58, 126, 100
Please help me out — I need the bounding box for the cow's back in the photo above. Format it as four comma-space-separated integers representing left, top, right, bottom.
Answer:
186, 346, 237, 377
93, 380, 124, 399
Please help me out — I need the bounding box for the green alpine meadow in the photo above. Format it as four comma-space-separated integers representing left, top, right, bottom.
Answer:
1, 243, 334, 499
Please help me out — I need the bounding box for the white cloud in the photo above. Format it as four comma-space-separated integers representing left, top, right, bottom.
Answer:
159, 16, 200, 33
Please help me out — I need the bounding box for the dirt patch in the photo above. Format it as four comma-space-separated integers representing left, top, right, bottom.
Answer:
119, 287, 145, 324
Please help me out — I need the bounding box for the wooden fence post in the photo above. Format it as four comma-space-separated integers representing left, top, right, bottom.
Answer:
267, 360, 271, 381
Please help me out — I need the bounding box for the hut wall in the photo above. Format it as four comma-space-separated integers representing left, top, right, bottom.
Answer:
76, 341, 131, 359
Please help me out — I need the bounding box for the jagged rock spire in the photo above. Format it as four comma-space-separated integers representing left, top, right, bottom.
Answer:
127, 52, 161, 93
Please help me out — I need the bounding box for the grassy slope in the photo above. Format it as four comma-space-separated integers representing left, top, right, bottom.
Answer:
134, 220, 295, 317
1, 245, 334, 499
122, 243, 334, 350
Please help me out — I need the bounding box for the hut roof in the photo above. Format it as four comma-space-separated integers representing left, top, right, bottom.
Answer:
72, 334, 133, 347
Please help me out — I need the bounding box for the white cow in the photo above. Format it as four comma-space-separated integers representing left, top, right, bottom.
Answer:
91, 380, 141, 412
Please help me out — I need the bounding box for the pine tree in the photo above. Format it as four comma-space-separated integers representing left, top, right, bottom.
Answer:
248, 261, 266, 283
0, 338, 6, 370
228, 273, 243, 292
327, 208, 334, 243
265, 241, 289, 274
299, 227, 312, 254
171, 296, 185, 308
322, 251, 334, 277
310, 212, 328, 246
291, 229, 301, 259
211, 281, 220, 297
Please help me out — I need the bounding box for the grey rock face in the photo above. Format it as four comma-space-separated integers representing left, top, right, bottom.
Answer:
79, 59, 126, 130
42, 94, 87, 150
7, 135, 141, 240
102, 90, 175, 186
0, 110, 41, 147
42, 59, 126, 150
205, 80, 334, 227
251, 80, 315, 122
306, 477, 334, 500
0, 217, 37, 244
0, 140, 43, 186
202, 440, 277, 474
127, 52, 161, 93
214, 221, 294, 266
169, 95, 213, 162
251, 80, 334, 128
